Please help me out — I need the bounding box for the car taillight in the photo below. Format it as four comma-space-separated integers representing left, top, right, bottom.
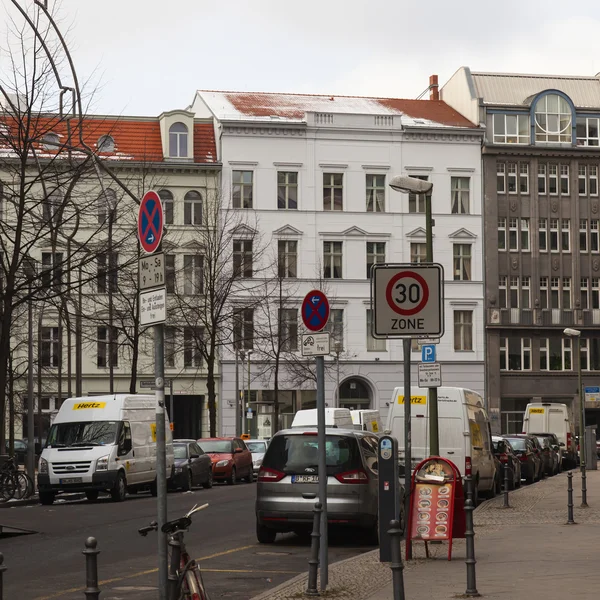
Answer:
257, 467, 285, 482
518, 453, 528, 462
465, 456, 472, 476
567, 433, 572, 448
334, 469, 369, 484
302, 431, 318, 436
499, 453, 508, 463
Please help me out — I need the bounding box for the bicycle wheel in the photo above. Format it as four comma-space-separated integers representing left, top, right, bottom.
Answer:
13, 472, 34, 500
180, 554, 209, 600
0, 472, 16, 502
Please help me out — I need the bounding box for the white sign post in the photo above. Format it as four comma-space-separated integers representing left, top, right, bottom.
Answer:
301, 332, 331, 357
418, 363, 442, 388
140, 288, 166, 325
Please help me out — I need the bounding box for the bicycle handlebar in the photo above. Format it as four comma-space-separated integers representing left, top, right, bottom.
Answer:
138, 521, 158, 536
138, 504, 209, 537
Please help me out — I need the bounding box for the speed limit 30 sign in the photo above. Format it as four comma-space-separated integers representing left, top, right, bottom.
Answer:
371, 264, 444, 337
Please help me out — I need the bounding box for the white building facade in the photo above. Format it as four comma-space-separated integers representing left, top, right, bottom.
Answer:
191, 89, 486, 436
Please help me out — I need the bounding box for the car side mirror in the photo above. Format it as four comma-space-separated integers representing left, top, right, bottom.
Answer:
190, 453, 200, 459
234, 448, 243, 454
560, 442, 566, 447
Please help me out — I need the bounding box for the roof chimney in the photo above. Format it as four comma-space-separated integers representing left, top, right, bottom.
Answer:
429, 75, 439, 101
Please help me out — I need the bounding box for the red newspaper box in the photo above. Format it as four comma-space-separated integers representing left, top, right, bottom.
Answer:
406, 457, 466, 561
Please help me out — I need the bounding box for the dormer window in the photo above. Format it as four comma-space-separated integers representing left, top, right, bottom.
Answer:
169, 122, 188, 158
42, 133, 60, 150
534, 94, 572, 144
97, 135, 115, 152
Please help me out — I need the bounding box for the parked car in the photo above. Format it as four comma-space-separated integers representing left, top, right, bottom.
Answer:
198, 437, 253, 485
492, 436, 521, 490
503, 435, 542, 484
171, 440, 213, 491
256, 427, 396, 544
245, 439, 269, 478
4, 439, 28, 464
531, 433, 561, 475
529, 435, 549, 477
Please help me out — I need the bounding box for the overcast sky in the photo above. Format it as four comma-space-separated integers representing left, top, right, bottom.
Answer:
3, 0, 600, 116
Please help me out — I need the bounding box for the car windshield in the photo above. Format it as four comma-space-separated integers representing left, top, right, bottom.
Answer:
505, 438, 526, 451
199, 440, 233, 453
173, 445, 188, 459
263, 434, 361, 475
246, 442, 267, 453
46, 421, 118, 447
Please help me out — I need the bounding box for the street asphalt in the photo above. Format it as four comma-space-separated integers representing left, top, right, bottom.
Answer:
0, 482, 375, 599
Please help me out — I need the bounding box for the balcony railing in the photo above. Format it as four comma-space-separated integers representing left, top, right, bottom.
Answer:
489, 308, 585, 326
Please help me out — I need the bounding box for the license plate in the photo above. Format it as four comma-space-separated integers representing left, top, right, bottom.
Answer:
60, 477, 82, 484
292, 475, 318, 483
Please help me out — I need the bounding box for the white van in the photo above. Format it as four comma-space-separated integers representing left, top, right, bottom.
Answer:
522, 402, 576, 468
351, 410, 383, 434
291, 408, 354, 429
38, 395, 174, 505
386, 386, 497, 502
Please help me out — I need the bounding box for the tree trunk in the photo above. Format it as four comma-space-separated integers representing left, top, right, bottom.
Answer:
206, 345, 217, 437
8, 354, 14, 456
273, 359, 280, 438
0, 300, 15, 450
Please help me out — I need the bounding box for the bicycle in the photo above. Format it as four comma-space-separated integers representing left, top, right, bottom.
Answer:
139, 503, 210, 600
0, 456, 34, 502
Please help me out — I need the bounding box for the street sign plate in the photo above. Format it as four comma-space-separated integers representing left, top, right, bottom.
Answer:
371, 264, 444, 337
585, 386, 600, 403
139, 287, 166, 325
138, 190, 163, 254
301, 332, 331, 356
140, 379, 172, 389
139, 253, 165, 291
418, 363, 442, 388
301, 290, 330, 332
421, 345, 436, 363
417, 336, 440, 346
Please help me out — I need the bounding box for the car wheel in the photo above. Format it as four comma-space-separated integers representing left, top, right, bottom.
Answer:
245, 469, 254, 483
111, 472, 127, 502
202, 470, 213, 489
495, 473, 502, 495
150, 478, 158, 497
256, 521, 277, 544
85, 490, 99, 502
183, 470, 193, 492
39, 492, 55, 506
228, 468, 237, 485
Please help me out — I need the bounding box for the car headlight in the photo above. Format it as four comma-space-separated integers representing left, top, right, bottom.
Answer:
253, 458, 263, 468
96, 455, 110, 471
174, 467, 182, 473
216, 460, 229, 467
39, 458, 48, 474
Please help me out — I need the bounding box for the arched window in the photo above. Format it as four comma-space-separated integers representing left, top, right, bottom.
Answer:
184, 190, 202, 225
339, 378, 371, 410
98, 188, 117, 224
534, 94, 572, 144
97, 135, 115, 152
158, 189, 174, 225
43, 133, 60, 150
169, 122, 188, 158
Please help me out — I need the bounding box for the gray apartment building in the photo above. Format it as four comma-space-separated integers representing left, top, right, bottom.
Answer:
442, 68, 600, 434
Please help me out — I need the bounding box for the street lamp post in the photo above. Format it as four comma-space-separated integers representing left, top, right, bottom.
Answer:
334, 341, 343, 407
246, 350, 253, 436
564, 327, 587, 507
24, 258, 36, 480
238, 351, 245, 437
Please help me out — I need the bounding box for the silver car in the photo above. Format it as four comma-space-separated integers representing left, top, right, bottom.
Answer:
246, 439, 269, 478
255, 427, 384, 543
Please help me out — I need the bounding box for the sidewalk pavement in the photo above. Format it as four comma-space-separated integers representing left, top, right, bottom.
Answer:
251, 469, 600, 600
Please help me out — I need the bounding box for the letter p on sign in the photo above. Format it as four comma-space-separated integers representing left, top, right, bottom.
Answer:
421, 345, 436, 363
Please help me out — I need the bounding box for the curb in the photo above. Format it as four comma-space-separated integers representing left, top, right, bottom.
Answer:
0, 492, 85, 508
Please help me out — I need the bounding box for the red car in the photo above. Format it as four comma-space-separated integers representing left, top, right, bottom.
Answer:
197, 437, 254, 485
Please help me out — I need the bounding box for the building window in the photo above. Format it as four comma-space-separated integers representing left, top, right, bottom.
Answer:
540, 338, 572, 371
410, 242, 427, 264
581, 278, 589, 309
325, 309, 344, 348
97, 189, 117, 224
366, 174, 385, 212
279, 308, 298, 352
499, 276, 507, 309
453, 244, 471, 281
550, 219, 559, 252
233, 240, 253, 278
323, 173, 343, 211
509, 218, 518, 250
233, 308, 254, 351
183, 255, 203, 294
183, 327, 202, 367
507, 164, 517, 193
581, 339, 591, 371
278, 240, 298, 278
184, 190, 203, 225
563, 277, 572, 309
408, 175, 431, 213
593, 278, 600, 309
538, 165, 547, 195
451, 177, 470, 214
540, 277, 549, 309
500, 337, 531, 371
579, 166, 587, 196
41, 252, 63, 291
560, 165, 569, 194
497, 163, 506, 193
232, 171, 253, 209
521, 276, 531, 309
454, 311, 473, 351
165, 254, 176, 293
539, 218, 547, 252
534, 94, 572, 144
580, 220, 588, 252
576, 117, 600, 146
278, 172, 298, 210
592, 220, 600, 252
366, 242, 385, 278
42, 132, 60, 150
165, 326, 176, 368
324, 241, 342, 279
561, 219, 571, 252
43, 190, 61, 224
550, 277, 560, 309
158, 189, 174, 225
521, 218, 530, 251
366, 309, 386, 351
41, 327, 60, 367
549, 165, 558, 195
509, 277, 519, 308
97, 252, 118, 294
520, 164, 529, 194
169, 122, 188, 158
498, 217, 506, 251
97, 135, 114, 153
97, 326, 118, 368
591, 166, 598, 196
493, 113, 529, 144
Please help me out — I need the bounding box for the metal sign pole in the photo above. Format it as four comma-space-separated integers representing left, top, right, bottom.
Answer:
316, 355, 328, 591
403, 337, 412, 560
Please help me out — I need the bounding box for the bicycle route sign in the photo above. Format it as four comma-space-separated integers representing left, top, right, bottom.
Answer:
371, 264, 444, 338
301, 289, 330, 332
138, 190, 163, 254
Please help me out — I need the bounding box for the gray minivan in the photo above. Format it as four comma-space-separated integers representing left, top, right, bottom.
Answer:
255, 427, 384, 543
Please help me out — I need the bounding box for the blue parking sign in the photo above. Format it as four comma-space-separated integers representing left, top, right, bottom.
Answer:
421, 345, 436, 363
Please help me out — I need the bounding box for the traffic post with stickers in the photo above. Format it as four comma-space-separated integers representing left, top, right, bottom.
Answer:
406, 457, 466, 561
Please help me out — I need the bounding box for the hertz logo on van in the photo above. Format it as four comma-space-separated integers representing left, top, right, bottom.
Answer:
397, 396, 427, 405
529, 408, 545, 414
73, 402, 106, 410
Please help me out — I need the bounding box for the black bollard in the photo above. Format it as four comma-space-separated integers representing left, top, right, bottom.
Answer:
464, 475, 480, 597
567, 471, 575, 525
82, 537, 100, 600
0, 552, 6, 600
388, 520, 406, 600
306, 502, 322, 596
503, 462, 510, 509
581, 466, 588, 508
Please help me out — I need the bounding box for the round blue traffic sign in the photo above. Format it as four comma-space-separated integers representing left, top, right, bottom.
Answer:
302, 290, 330, 332
138, 190, 163, 254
